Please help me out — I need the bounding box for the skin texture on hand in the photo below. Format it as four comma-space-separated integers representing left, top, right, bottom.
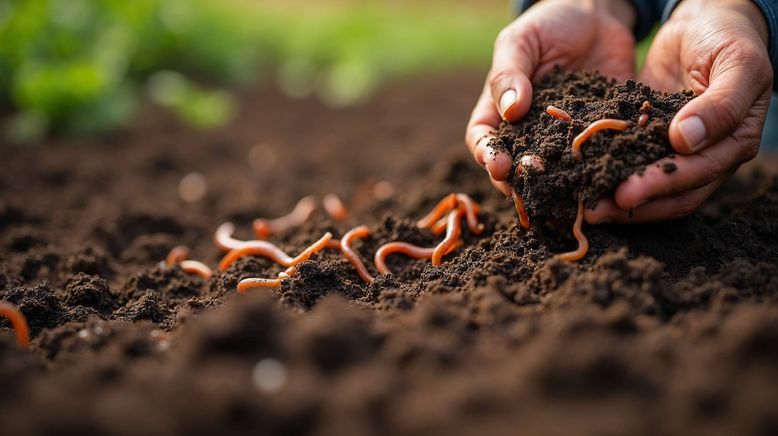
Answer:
465, 0, 636, 196
584, 0, 773, 223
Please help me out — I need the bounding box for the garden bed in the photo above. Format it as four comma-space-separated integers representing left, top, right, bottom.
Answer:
1, 72, 777, 435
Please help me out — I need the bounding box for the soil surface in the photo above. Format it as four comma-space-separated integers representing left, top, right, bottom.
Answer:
1, 71, 777, 436
494, 69, 694, 219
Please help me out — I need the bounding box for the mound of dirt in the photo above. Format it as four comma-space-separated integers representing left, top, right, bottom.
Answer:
0, 72, 777, 436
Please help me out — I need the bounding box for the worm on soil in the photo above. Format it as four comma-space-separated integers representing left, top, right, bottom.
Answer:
430, 215, 449, 235
558, 197, 589, 262
417, 193, 458, 229
165, 245, 190, 266
326, 239, 342, 249
323, 194, 349, 221
253, 195, 318, 239
214, 222, 247, 252
571, 119, 631, 160
546, 105, 572, 122
341, 225, 374, 284
374, 242, 434, 275
179, 260, 214, 280
237, 277, 283, 293
0, 302, 30, 347
638, 114, 649, 127
511, 190, 531, 229
432, 208, 464, 266
455, 193, 484, 234
218, 232, 333, 271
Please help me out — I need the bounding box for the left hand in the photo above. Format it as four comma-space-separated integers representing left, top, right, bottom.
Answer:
585, 0, 773, 223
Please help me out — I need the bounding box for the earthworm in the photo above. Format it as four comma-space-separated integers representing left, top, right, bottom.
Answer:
323, 194, 349, 221
326, 239, 342, 249
455, 193, 484, 234
637, 114, 649, 127
558, 197, 589, 262
417, 193, 458, 229
218, 232, 333, 271
432, 208, 464, 266
430, 215, 449, 235
571, 119, 631, 160
546, 105, 572, 122
237, 278, 282, 293
374, 242, 434, 275
165, 245, 190, 266
341, 225, 374, 284
511, 190, 531, 229
0, 302, 30, 347
179, 260, 214, 280
214, 222, 246, 252
252, 195, 318, 239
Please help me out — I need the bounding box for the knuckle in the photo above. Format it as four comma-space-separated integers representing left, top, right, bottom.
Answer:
488, 67, 514, 91
713, 93, 747, 129
738, 140, 760, 162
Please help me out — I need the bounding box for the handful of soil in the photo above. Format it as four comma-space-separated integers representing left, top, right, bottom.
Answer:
492, 69, 693, 221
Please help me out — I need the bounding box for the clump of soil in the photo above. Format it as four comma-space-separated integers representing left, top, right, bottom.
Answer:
493, 69, 694, 220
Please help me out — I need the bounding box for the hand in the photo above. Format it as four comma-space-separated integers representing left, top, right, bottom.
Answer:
586, 0, 773, 223
465, 0, 637, 195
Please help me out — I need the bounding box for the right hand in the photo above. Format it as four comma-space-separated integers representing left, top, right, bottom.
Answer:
465, 0, 637, 195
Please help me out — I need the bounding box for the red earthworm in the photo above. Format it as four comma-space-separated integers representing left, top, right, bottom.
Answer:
179, 260, 214, 280
341, 225, 374, 284
638, 114, 649, 127
417, 193, 458, 229
165, 245, 190, 266
237, 278, 282, 293
546, 105, 572, 122
511, 190, 531, 229
432, 208, 464, 266
252, 195, 318, 239
374, 242, 434, 275
218, 232, 332, 271
0, 302, 30, 347
571, 119, 631, 160
558, 197, 589, 262
430, 215, 449, 235
323, 194, 349, 221
455, 194, 484, 234
326, 239, 342, 249
214, 222, 247, 252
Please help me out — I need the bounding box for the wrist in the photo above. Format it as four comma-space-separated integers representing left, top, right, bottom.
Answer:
672, 0, 769, 48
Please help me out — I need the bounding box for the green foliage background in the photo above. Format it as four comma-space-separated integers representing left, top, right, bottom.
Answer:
0, 0, 508, 142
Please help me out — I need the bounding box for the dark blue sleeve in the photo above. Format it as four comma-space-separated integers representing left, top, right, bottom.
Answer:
663, 0, 778, 91
516, 0, 671, 40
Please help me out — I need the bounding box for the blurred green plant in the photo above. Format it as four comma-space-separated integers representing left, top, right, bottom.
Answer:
0, 0, 508, 142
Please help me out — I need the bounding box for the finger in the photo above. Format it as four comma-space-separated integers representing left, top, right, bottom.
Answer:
613, 132, 758, 209
669, 44, 772, 154
585, 179, 724, 224
465, 86, 514, 181
488, 26, 537, 122
491, 179, 512, 197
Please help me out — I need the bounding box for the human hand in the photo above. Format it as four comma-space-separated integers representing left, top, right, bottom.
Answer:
586, 0, 773, 223
465, 0, 637, 195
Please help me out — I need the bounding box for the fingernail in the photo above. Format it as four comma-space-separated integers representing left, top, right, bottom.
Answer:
499, 89, 518, 120
678, 116, 706, 152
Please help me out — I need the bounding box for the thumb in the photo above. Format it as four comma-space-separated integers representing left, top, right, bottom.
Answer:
668, 45, 772, 155
488, 27, 538, 122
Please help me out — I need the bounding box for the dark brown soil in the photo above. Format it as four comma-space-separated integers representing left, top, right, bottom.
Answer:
494, 69, 694, 219
1, 71, 777, 436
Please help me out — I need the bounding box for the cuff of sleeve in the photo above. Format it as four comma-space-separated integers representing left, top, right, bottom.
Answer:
516, 0, 659, 41
663, 0, 778, 91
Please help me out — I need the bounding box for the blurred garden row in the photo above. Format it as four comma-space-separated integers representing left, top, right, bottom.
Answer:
0, 0, 507, 142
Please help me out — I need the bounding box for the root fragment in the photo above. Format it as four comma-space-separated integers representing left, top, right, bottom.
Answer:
341, 226, 374, 284
571, 119, 631, 160
0, 302, 30, 347
558, 197, 589, 262
323, 194, 349, 221
546, 105, 572, 122
253, 196, 318, 239
511, 190, 531, 229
